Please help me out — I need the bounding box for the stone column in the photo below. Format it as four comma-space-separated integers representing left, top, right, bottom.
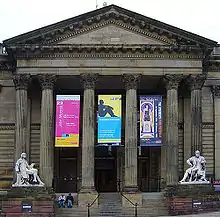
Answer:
212, 86, 220, 179
123, 74, 140, 193
164, 74, 182, 185
78, 74, 98, 207
187, 75, 206, 154
38, 74, 56, 187
13, 74, 30, 161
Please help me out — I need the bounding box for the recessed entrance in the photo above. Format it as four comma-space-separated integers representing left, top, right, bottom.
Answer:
54, 148, 78, 193
95, 147, 117, 192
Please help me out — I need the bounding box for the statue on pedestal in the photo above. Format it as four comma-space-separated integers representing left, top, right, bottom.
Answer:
12, 153, 44, 187
180, 150, 209, 184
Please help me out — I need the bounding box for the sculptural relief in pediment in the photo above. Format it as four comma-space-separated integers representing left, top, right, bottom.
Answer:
58, 24, 169, 45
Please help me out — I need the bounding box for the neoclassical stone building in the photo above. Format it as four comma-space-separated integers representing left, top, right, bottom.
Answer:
0, 4, 220, 204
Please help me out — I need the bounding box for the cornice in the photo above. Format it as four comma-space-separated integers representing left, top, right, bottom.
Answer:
11, 44, 204, 60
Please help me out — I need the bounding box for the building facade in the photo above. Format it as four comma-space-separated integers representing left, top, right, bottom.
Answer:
0, 5, 220, 201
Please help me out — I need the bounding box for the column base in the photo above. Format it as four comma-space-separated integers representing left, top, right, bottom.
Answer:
123, 185, 139, 193
78, 187, 98, 207
121, 192, 142, 207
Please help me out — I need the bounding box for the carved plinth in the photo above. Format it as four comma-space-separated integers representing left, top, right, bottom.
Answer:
2, 187, 55, 217
165, 184, 220, 215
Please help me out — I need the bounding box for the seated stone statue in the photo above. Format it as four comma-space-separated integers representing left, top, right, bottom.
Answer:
180, 150, 209, 184
12, 152, 44, 187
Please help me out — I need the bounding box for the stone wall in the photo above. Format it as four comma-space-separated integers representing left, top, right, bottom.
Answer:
0, 78, 15, 177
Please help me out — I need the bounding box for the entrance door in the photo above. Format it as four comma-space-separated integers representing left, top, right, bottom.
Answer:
55, 148, 78, 193
138, 147, 160, 192
95, 158, 117, 192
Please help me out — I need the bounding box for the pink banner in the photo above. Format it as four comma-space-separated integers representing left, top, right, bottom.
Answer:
55, 95, 80, 147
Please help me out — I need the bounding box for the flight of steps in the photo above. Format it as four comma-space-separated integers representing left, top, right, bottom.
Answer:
56, 192, 168, 217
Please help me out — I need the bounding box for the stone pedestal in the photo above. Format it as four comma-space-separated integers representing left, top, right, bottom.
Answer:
2, 187, 55, 217
187, 75, 206, 154
165, 184, 220, 215
122, 192, 142, 207
123, 74, 140, 192
13, 74, 30, 161
38, 75, 56, 187
164, 75, 182, 185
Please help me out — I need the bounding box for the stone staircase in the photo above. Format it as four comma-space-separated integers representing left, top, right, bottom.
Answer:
56, 192, 168, 217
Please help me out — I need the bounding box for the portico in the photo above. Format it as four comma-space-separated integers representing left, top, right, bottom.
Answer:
0, 4, 219, 211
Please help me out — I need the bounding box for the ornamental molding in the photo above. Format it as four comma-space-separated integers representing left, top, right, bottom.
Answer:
45, 19, 174, 45
13, 44, 204, 60
202, 122, 214, 129
0, 123, 15, 130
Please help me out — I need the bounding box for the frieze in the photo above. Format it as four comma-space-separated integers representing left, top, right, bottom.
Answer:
13, 44, 204, 60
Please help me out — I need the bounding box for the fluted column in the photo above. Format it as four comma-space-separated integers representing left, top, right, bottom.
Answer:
13, 74, 30, 161
80, 74, 98, 192
123, 74, 140, 192
212, 86, 220, 179
187, 75, 206, 154
38, 74, 56, 187
164, 74, 182, 185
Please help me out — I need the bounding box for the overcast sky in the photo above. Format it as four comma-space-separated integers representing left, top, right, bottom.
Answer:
0, 0, 219, 43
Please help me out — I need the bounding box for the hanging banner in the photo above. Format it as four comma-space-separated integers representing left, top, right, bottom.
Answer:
140, 96, 162, 146
55, 95, 80, 147
97, 95, 122, 145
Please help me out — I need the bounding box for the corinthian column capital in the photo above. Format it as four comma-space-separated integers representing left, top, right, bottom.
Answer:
38, 74, 57, 90
212, 86, 220, 97
122, 74, 141, 90
187, 74, 206, 91
80, 73, 98, 89
13, 74, 31, 90
163, 74, 183, 90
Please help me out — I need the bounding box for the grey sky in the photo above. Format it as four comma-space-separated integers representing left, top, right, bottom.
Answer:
0, 0, 219, 43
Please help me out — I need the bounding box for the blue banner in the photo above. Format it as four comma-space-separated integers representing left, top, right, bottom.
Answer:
97, 95, 122, 145
140, 96, 162, 146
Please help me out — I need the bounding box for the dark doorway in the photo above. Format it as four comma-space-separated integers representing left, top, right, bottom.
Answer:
95, 147, 117, 192
55, 148, 78, 193
138, 147, 161, 192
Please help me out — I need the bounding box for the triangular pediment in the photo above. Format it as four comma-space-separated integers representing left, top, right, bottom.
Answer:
57, 23, 168, 45
4, 4, 217, 47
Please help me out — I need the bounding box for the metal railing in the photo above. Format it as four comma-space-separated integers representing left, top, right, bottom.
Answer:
87, 193, 100, 217
121, 192, 138, 217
